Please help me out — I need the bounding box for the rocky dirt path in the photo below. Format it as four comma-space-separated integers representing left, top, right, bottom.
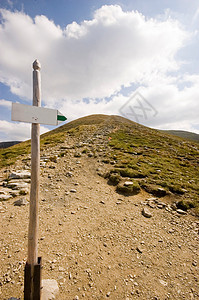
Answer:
0, 138, 199, 299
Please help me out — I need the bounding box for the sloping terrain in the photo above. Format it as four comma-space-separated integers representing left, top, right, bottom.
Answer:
0, 114, 199, 299
0, 115, 199, 213
162, 130, 199, 143
0, 141, 21, 149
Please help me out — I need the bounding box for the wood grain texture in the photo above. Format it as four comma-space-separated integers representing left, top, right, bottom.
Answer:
28, 60, 41, 266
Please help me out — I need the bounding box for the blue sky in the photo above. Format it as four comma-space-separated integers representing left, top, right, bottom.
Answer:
0, 0, 199, 141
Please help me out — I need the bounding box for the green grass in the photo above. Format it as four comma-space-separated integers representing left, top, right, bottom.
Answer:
107, 126, 199, 213
0, 140, 31, 168
1, 114, 199, 214
0, 114, 105, 168
0, 130, 66, 168
116, 180, 141, 195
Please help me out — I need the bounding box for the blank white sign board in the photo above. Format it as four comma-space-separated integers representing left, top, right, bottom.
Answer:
11, 103, 66, 126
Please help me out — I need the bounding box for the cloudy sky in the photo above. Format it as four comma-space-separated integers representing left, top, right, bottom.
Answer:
0, 0, 199, 142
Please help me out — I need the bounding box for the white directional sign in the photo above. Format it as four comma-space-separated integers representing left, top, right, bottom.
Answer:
11, 103, 67, 126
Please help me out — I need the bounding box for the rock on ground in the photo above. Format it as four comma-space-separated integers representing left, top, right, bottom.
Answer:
142, 207, 152, 218
41, 279, 59, 300
9, 171, 31, 179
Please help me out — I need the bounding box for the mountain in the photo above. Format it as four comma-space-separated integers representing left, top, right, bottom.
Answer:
0, 114, 198, 214
161, 130, 199, 143
0, 141, 21, 149
0, 114, 199, 299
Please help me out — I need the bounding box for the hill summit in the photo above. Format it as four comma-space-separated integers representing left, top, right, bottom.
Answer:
0, 114, 199, 299
1, 114, 199, 214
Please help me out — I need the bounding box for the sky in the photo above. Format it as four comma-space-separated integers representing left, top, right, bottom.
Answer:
0, 0, 199, 142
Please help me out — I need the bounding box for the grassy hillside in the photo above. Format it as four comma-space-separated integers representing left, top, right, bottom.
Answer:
107, 125, 199, 213
0, 114, 199, 214
0, 115, 130, 168
0, 141, 21, 149
162, 130, 199, 143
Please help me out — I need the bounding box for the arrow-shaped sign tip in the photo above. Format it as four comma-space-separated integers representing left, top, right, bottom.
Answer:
57, 115, 67, 121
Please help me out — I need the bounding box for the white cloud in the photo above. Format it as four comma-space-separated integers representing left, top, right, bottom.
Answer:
0, 120, 49, 142
57, 77, 199, 134
1, 5, 199, 139
0, 5, 189, 104
192, 7, 199, 24
140, 81, 199, 131
57, 67, 199, 133
0, 99, 12, 108
58, 94, 126, 122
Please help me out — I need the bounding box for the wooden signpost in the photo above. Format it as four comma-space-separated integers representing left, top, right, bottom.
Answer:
11, 60, 67, 299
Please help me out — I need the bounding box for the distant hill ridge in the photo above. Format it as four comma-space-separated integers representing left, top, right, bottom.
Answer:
162, 130, 199, 143
0, 141, 21, 149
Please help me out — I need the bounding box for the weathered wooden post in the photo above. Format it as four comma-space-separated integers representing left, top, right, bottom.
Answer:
24, 59, 42, 299
11, 59, 67, 299
29, 59, 41, 266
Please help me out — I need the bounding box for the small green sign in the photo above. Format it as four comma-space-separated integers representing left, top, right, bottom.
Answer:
57, 115, 67, 121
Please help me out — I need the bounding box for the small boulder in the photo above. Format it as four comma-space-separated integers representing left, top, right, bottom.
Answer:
42, 279, 59, 300
66, 172, 73, 177
116, 181, 140, 195
157, 201, 166, 209
0, 194, 12, 201
156, 187, 167, 197
7, 182, 28, 190
14, 198, 28, 206
142, 207, 152, 218
124, 181, 134, 186
9, 171, 31, 179
176, 209, 187, 215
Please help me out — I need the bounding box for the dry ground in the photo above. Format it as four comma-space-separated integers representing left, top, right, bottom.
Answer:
0, 139, 199, 300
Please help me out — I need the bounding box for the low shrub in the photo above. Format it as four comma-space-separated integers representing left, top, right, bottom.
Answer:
140, 183, 167, 197
116, 181, 141, 195
176, 199, 195, 211
108, 173, 121, 185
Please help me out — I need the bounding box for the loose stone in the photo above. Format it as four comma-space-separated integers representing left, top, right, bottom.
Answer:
159, 279, 168, 286
14, 198, 28, 206
9, 171, 31, 179
176, 209, 187, 215
136, 246, 143, 254
142, 207, 152, 218
0, 194, 12, 201
124, 181, 134, 186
